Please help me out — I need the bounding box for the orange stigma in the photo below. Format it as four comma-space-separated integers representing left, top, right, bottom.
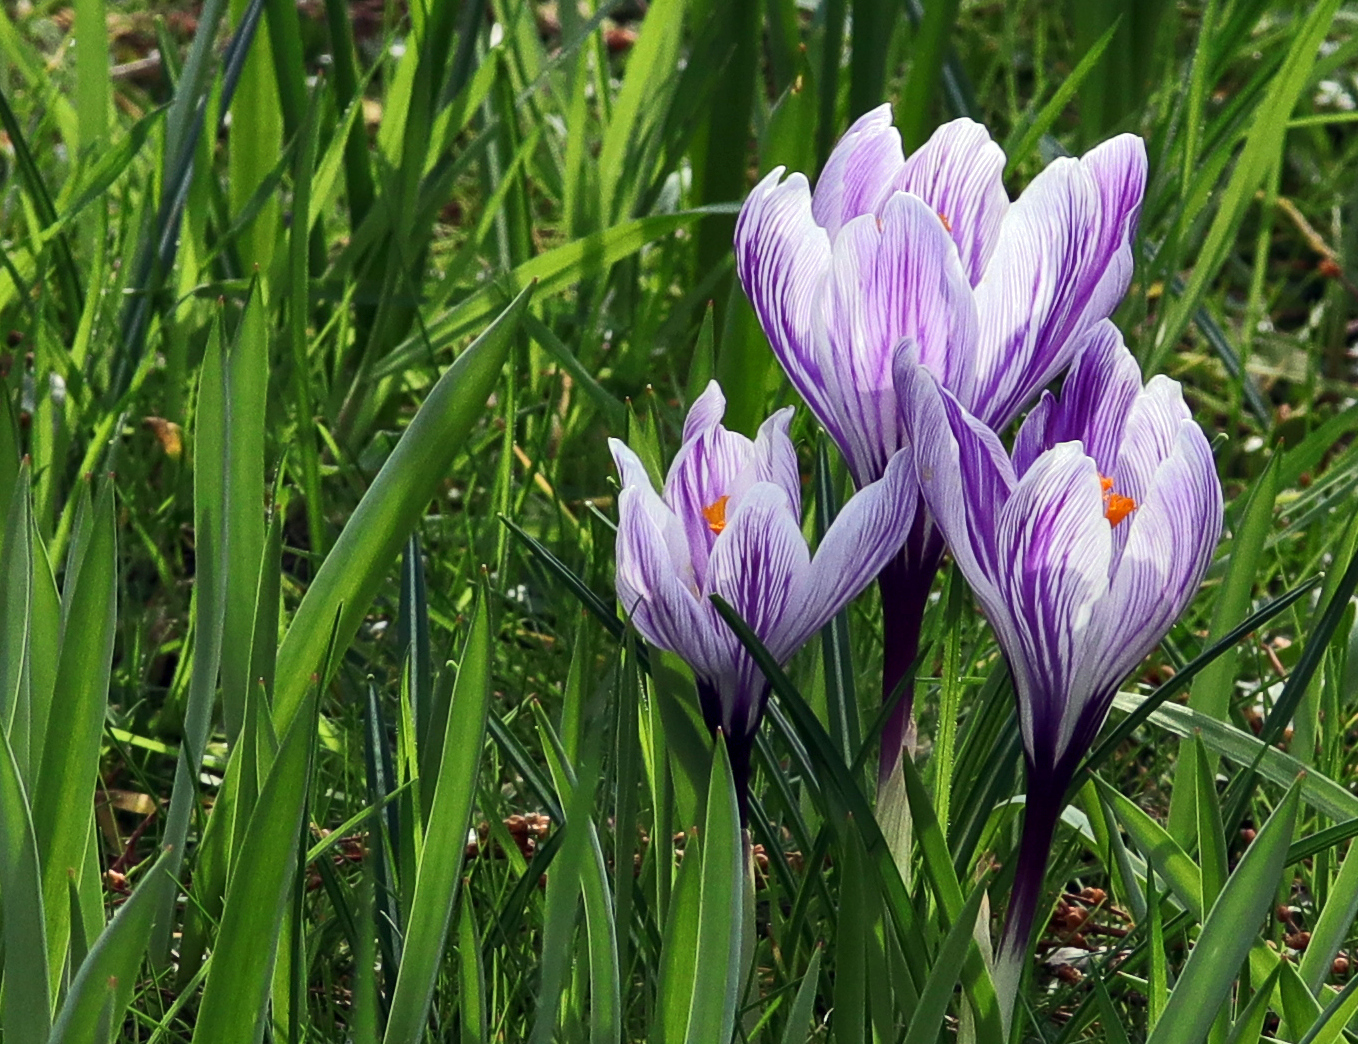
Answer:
938, 212, 953, 232
702, 495, 730, 534
1099, 474, 1135, 527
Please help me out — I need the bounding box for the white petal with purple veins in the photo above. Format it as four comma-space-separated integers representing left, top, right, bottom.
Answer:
894, 117, 1009, 284
752, 406, 802, 525
1013, 321, 1141, 477
993, 445, 1112, 763
614, 485, 714, 671
782, 449, 916, 653
811, 104, 905, 239
971, 137, 1147, 429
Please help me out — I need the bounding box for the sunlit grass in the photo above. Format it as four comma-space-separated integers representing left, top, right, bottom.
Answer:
0, 0, 1356, 1041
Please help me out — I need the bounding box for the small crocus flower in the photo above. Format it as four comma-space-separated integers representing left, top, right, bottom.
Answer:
610, 381, 914, 813
896, 322, 1223, 1024
734, 104, 1147, 781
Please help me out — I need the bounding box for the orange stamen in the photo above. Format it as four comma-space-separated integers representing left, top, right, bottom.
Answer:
938, 213, 953, 232
1098, 473, 1136, 527
702, 495, 730, 534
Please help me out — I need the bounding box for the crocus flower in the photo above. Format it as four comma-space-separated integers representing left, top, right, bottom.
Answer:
734, 104, 1147, 782
610, 381, 914, 814
896, 321, 1222, 1024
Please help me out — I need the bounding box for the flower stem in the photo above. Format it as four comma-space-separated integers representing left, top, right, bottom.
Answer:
876, 521, 943, 787
993, 785, 1064, 1035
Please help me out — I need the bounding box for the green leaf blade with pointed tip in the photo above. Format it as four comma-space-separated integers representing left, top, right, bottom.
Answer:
1146, 780, 1303, 1044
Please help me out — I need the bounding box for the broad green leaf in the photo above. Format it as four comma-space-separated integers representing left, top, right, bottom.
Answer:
383, 592, 493, 1044
273, 285, 532, 731
1111, 694, 1358, 822
683, 736, 743, 1044
32, 477, 116, 991
191, 685, 319, 1044
655, 829, 702, 1044
778, 946, 824, 1044
901, 881, 989, 1044
49, 852, 174, 1044
1145, 780, 1302, 1044
0, 726, 49, 1043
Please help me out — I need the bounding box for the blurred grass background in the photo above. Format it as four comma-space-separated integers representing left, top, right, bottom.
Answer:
3, 0, 1358, 1040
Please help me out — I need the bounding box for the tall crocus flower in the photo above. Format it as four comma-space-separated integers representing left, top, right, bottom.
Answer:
734, 104, 1148, 782
896, 322, 1223, 1025
610, 381, 913, 815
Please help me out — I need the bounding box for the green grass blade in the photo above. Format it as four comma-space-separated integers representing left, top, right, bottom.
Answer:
0, 464, 33, 772
457, 897, 488, 1044
896, 0, 961, 150
191, 684, 320, 1044
1145, 780, 1303, 1044
1097, 775, 1204, 919
1147, 0, 1341, 374
221, 285, 269, 740
273, 285, 531, 730
655, 828, 701, 1044
1003, 18, 1118, 176
596, 0, 688, 223
1112, 694, 1358, 823
382, 591, 493, 1044
778, 945, 824, 1044
32, 476, 116, 990
0, 725, 49, 1042
902, 879, 989, 1044
153, 313, 231, 963
371, 212, 711, 381
49, 851, 174, 1044
1168, 453, 1279, 843
1298, 837, 1358, 994
682, 735, 744, 1044
1225, 958, 1283, 1044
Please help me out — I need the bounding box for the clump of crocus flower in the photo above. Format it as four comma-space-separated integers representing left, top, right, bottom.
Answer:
896, 321, 1223, 1025
735, 104, 1148, 783
609, 381, 913, 816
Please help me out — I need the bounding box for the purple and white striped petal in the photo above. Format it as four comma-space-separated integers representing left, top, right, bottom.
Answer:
703, 482, 810, 734
893, 118, 1009, 284
782, 449, 916, 653
810, 104, 905, 239
821, 192, 981, 483
1098, 420, 1221, 682
895, 347, 1015, 605
1012, 320, 1142, 478
749, 406, 801, 526
734, 172, 845, 453
971, 135, 1147, 430
663, 387, 757, 582
613, 483, 715, 671
993, 445, 1113, 766
682, 378, 729, 444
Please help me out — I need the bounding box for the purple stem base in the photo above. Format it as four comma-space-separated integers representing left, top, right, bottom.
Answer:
877, 511, 945, 788
994, 775, 1065, 1027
